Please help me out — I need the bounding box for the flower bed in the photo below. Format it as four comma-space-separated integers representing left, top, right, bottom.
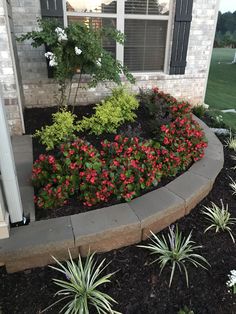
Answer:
28, 88, 207, 218
0, 135, 235, 314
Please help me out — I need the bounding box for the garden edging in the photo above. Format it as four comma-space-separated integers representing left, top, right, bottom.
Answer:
0, 116, 224, 273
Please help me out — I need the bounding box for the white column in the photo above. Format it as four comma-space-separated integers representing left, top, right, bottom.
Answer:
0, 94, 23, 223
116, 0, 125, 65
0, 183, 9, 239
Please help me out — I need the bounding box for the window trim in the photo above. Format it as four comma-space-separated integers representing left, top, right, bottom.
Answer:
64, 0, 173, 74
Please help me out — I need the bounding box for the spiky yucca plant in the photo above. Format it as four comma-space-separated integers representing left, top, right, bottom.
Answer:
43, 251, 119, 314
138, 225, 209, 287
231, 155, 236, 170
202, 200, 236, 243
229, 177, 236, 196
225, 131, 236, 151
178, 306, 194, 314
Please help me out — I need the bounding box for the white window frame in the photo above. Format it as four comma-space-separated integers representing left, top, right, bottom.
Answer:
64, 0, 173, 74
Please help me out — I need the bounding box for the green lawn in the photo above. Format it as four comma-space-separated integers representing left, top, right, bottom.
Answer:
205, 48, 236, 129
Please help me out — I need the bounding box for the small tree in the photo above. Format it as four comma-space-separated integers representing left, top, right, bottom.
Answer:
18, 19, 135, 109
214, 31, 224, 47
223, 31, 233, 48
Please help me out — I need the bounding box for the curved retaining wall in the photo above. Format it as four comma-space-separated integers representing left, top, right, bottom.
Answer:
0, 116, 224, 272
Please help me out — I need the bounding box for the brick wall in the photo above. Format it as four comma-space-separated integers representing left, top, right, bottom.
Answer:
0, 0, 24, 134
11, 0, 47, 80
11, 0, 219, 108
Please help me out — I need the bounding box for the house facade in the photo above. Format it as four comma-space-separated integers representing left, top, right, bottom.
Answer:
0, 0, 219, 136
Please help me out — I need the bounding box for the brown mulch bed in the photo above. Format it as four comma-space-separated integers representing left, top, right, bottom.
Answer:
0, 136, 236, 314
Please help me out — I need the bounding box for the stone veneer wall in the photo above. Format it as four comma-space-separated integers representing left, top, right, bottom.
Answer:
11, 0, 219, 108
0, 0, 24, 134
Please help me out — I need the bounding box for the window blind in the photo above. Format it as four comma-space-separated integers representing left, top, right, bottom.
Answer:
68, 16, 116, 58
124, 19, 168, 71
67, 0, 117, 13
125, 0, 170, 15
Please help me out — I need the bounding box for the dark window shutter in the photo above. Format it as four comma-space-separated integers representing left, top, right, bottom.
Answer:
169, 0, 193, 75
40, 0, 64, 78
40, 0, 63, 18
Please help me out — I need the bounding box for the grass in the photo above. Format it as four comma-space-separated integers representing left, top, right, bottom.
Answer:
205, 48, 236, 130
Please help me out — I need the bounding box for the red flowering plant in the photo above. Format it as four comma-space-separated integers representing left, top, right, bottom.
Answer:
160, 113, 207, 176
169, 100, 192, 117
32, 138, 115, 208
60, 139, 115, 207
32, 153, 77, 208
32, 154, 62, 187
101, 135, 163, 201
79, 168, 115, 207
152, 87, 177, 105
34, 178, 74, 209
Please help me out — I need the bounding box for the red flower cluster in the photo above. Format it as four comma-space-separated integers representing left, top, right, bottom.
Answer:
32, 154, 61, 187
152, 86, 192, 116
170, 101, 192, 117
152, 87, 177, 105
160, 110, 207, 176
101, 135, 162, 201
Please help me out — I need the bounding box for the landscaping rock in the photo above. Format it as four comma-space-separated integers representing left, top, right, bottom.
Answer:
130, 187, 185, 240
0, 216, 76, 272
188, 157, 224, 182
71, 204, 141, 256
166, 172, 213, 214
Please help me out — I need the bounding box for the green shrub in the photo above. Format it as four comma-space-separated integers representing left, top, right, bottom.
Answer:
77, 88, 139, 135
206, 111, 226, 129
192, 104, 209, 118
34, 110, 76, 150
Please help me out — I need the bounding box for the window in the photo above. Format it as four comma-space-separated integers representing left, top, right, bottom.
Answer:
65, 0, 171, 72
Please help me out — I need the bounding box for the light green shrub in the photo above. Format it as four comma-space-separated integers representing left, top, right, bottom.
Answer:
34, 110, 76, 150
77, 88, 139, 135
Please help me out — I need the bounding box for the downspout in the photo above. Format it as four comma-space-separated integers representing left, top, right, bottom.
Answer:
0, 93, 23, 223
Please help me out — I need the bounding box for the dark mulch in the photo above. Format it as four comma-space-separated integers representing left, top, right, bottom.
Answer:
24, 105, 188, 221
0, 137, 236, 314
24, 104, 157, 157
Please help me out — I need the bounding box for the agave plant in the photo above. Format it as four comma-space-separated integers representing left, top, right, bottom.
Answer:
138, 225, 209, 287
231, 155, 236, 170
225, 131, 236, 151
43, 251, 119, 314
178, 306, 195, 314
202, 200, 236, 243
229, 177, 236, 196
